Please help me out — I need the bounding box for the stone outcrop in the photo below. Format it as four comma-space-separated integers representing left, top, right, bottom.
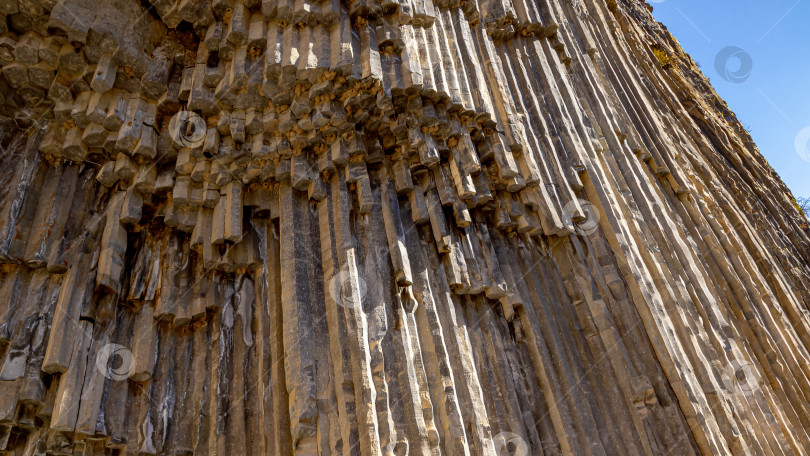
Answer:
1, 0, 809, 453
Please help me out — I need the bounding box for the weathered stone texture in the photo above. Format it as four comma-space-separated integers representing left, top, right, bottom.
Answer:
0, 0, 809, 454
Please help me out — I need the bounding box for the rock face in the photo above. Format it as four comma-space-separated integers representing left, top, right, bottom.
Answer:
0, 0, 809, 453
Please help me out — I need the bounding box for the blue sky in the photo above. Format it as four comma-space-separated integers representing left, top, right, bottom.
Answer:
650, 0, 810, 199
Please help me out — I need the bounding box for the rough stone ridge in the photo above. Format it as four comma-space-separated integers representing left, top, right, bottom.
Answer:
0, 0, 809, 453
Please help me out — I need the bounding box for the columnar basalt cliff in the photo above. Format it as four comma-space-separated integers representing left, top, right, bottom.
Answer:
0, 0, 809, 453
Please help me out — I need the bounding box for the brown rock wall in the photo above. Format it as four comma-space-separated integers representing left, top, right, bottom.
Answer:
0, 0, 809, 454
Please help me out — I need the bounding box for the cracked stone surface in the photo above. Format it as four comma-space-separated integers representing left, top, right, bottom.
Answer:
0, 0, 809, 454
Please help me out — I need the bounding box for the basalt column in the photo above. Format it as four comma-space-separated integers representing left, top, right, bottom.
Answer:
1, 0, 809, 454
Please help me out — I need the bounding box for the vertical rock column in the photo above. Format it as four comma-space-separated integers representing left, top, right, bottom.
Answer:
279, 180, 319, 454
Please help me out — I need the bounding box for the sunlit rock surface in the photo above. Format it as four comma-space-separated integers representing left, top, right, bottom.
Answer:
0, 0, 809, 454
